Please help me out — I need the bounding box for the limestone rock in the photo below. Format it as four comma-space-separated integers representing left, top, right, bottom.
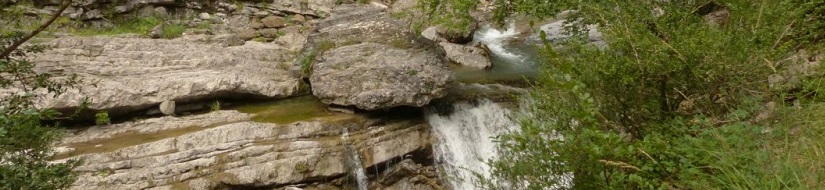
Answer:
259, 28, 281, 38
299, 4, 451, 110
159, 100, 175, 115
55, 111, 432, 190
421, 26, 441, 42
439, 42, 491, 69
148, 24, 164, 39
237, 28, 257, 40
261, 16, 288, 28
10, 36, 301, 116
199, 12, 211, 20
292, 14, 307, 23
532, 18, 604, 47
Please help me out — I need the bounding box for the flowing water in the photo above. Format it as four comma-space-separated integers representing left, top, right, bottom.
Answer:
454, 22, 540, 84
429, 22, 549, 189
341, 128, 369, 190
427, 100, 519, 190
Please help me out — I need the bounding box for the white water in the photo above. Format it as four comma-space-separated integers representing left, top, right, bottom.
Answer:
473, 22, 527, 65
341, 128, 369, 190
427, 100, 519, 190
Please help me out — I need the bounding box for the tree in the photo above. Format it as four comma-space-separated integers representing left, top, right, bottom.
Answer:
425, 0, 825, 189
0, 0, 81, 189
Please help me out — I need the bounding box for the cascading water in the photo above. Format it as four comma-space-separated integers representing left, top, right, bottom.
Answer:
427, 100, 519, 190
341, 128, 369, 190
473, 22, 526, 64
457, 22, 540, 83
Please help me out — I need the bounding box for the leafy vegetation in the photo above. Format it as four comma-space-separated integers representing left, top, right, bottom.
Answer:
0, 0, 81, 188
71, 17, 162, 36
95, 111, 111, 126
426, 0, 825, 189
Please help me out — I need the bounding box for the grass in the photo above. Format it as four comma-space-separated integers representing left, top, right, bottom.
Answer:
70, 17, 185, 39
768, 103, 825, 188
160, 24, 185, 39
72, 17, 162, 36
300, 51, 317, 78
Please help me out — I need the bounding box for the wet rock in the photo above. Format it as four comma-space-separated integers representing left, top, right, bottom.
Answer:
299, 4, 451, 110
439, 42, 492, 69
9, 36, 300, 116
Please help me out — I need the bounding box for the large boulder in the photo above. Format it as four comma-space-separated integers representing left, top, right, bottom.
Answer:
54, 110, 432, 190
298, 4, 451, 110
11, 36, 301, 116
439, 42, 492, 69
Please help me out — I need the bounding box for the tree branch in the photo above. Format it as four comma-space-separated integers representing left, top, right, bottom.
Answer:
0, 0, 72, 59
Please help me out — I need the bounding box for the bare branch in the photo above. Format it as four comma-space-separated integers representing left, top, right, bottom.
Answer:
0, 0, 73, 59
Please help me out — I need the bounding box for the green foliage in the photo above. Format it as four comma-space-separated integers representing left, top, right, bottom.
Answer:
419, 0, 478, 33
1, 30, 80, 189
95, 111, 110, 126
300, 50, 317, 78
791, 0, 825, 49
160, 24, 185, 39
72, 17, 162, 36
210, 101, 221, 112
426, 0, 825, 189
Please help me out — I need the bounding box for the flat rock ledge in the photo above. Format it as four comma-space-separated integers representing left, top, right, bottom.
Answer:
53, 110, 433, 190
5, 36, 301, 115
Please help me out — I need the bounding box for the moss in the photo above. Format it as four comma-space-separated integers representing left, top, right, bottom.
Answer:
232, 96, 334, 124
294, 161, 311, 173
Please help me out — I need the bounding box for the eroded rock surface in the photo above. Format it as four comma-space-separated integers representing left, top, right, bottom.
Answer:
55, 110, 433, 190
299, 4, 452, 110
17, 36, 300, 115
440, 42, 492, 69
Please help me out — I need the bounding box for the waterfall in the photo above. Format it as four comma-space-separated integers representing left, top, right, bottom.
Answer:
427, 100, 519, 190
341, 128, 369, 190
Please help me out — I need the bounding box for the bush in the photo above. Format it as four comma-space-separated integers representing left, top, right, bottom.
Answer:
95, 111, 110, 126
426, 0, 825, 189
160, 24, 185, 39
1, 3, 82, 187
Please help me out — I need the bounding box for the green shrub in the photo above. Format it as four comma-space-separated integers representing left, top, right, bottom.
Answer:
427, 0, 825, 189
210, 101, 221, 112
299, 51, 317, 78
72, 17, 162, 36
95, 111, 111, 126
160, 24, 185, 39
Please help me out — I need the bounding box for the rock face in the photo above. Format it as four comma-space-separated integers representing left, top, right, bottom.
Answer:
300, 4, 452, 110
21, 36, 300, 115
532, 18, 604, 47
440, 42, 492, 69
54, 110, 433, 190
